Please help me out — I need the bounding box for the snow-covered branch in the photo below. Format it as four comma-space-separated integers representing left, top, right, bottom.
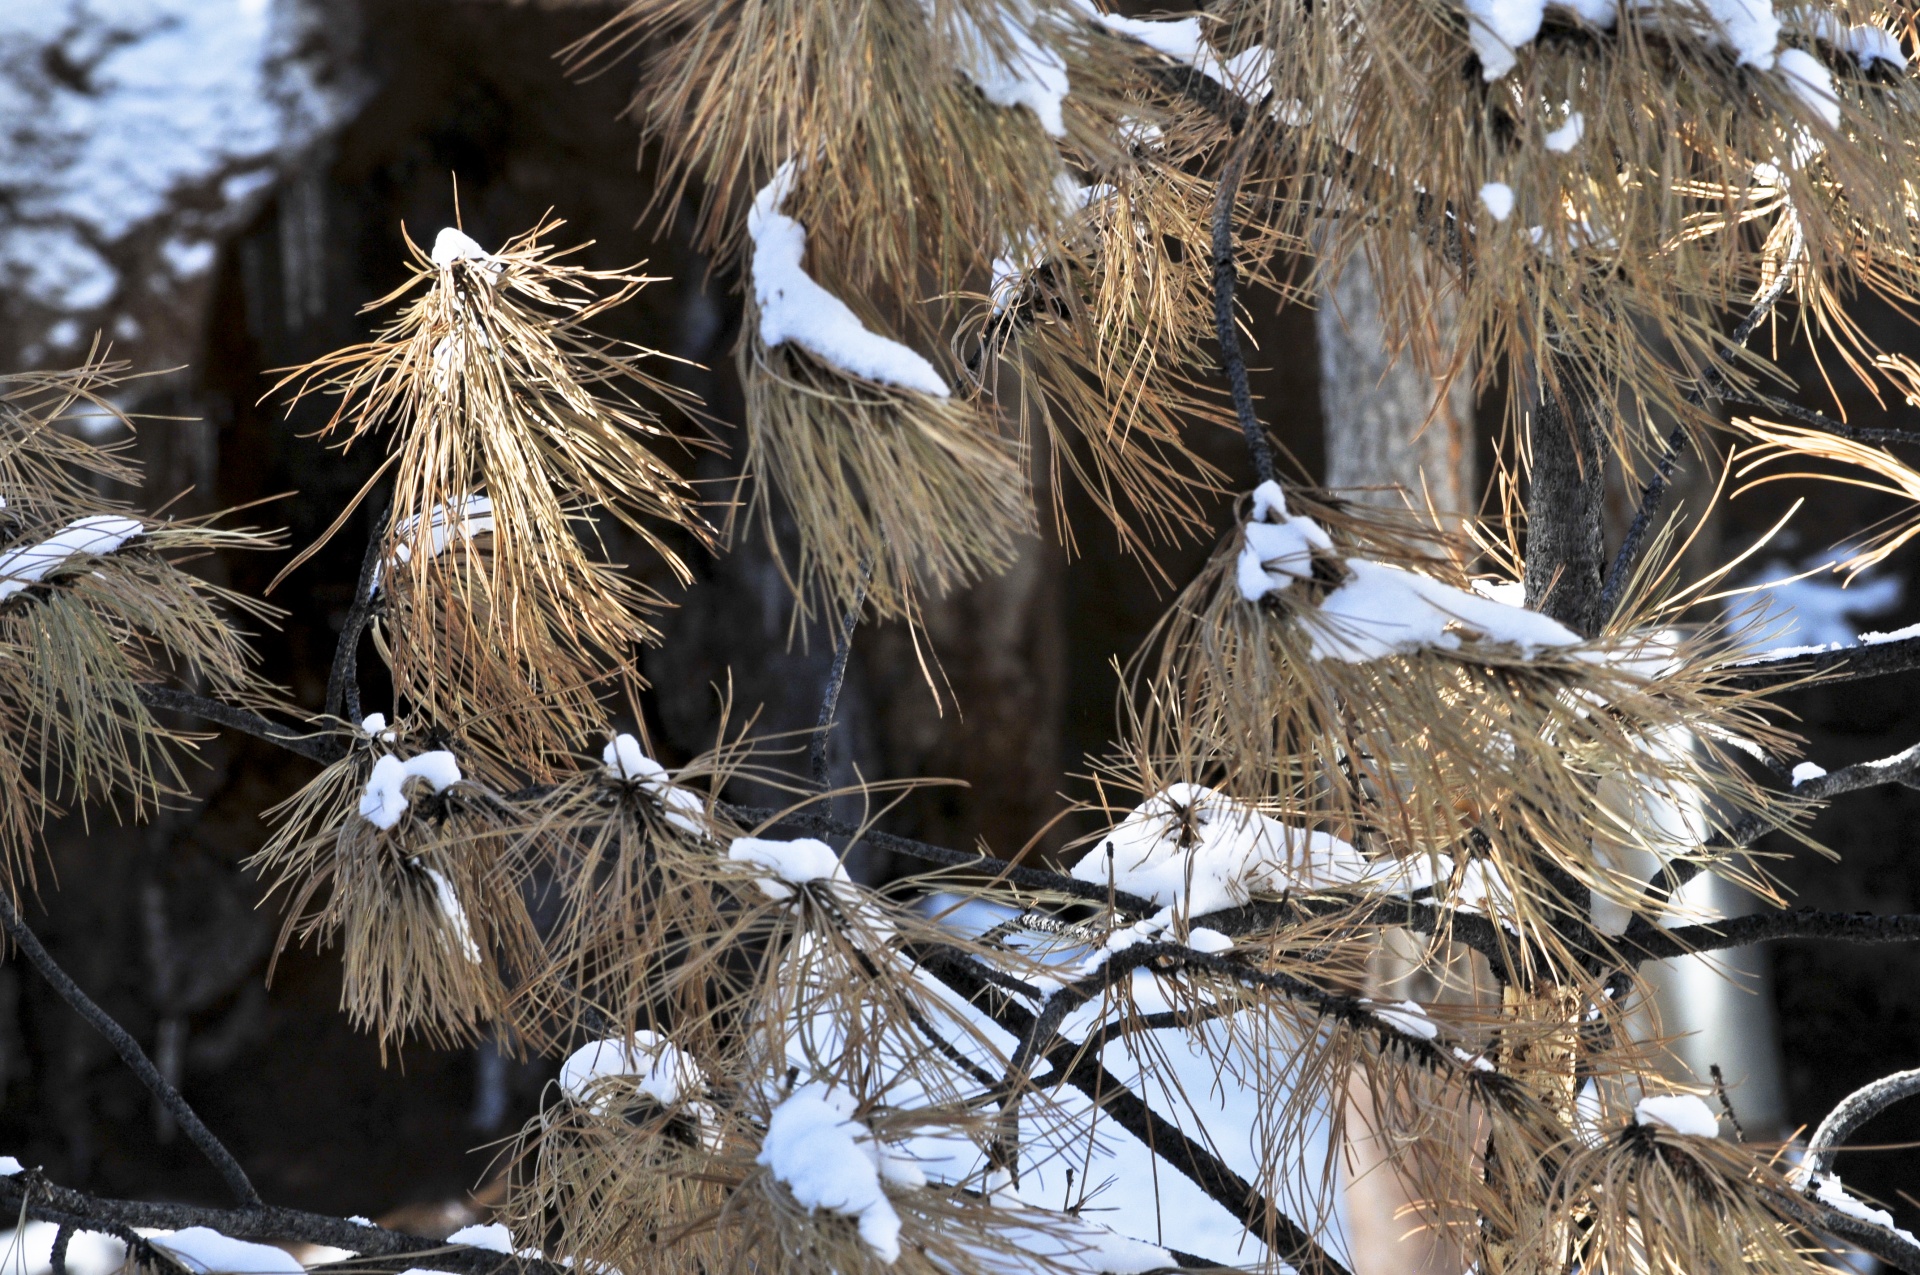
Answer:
0, 1174, 565, 1275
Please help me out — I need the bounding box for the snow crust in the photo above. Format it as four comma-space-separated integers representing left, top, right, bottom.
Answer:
148, 1228, 306, 1275
0, 1157, 20, 1176
1838, 23, 1907, 68
601, 734, 705, 834
758, 1086, 910, 1263
1479, 182, 1516, 221
1314, 560, 1581, 661
421, 867, 481, 965
1236, 481, 1335, 600
1465, 0, 1547, 79
1235, 481, 1580, 660
1705, 0, 1783, 67
1369, 1000, 1440, 1040
1813, 1173, 1920, 1242
430, 228, 492, 270
1069, 783, 1419, 916
932, 0, 1071, 136
1778, 47, 1840, 127
1791, 761, 1828, 786
1634, 1093, 1720, 1137
0, 516, 143, 601
446, 1224, 511, 1253
358, 751, 462, 830
1544, 112, 1585, 151
559, 1030, 703, 1114
748, 165, 949, 397
729, 836, 851, 900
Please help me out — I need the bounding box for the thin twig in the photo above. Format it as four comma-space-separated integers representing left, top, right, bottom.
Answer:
811, 556, 872, 792
135, 686, 343, 766
0, 893, 261, 1207
1723, 389, 1920, 447
326, 513, 389, 724
1211, 148, 1275, 485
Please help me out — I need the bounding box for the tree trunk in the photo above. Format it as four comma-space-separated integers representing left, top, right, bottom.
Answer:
1317, 253, 1478, 1275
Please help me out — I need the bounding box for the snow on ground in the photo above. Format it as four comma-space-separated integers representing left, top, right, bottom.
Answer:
0, 0, 351, 335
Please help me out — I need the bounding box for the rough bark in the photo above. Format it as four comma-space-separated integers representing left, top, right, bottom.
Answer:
1523, 370, 1609, 636
1316, 254, 1478, 1275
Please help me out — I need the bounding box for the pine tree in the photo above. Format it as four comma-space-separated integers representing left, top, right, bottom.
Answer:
8, 2, 1920, 1273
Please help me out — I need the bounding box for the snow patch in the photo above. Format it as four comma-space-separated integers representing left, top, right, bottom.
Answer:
559, 1031, 704, 1114
1813, 1174, 1920, 1242
1544, 112, 1585, 151
1368, 999, 1440, 1041
1465, 0, 1547, 79
748, 164, 949, 397
1479, 182, 1515, 222
446, 1225, 512, 1254
1634, 1093, 1720, 1137
1778, 47, 1840, 127
357, 751, 462, 830
933, 1, 1071, 137
421, 867, 481, 965
0, 1157, 20, 1176
1791, 761, 1827, 786
371, 497, 495, 593
1067, 783, 1426, 916
729, 836, 851, 900
0, 516, 143, 602
0, 1222, 126, 1275
758, 1086, 906, 1263
1312, 559, 1581, 661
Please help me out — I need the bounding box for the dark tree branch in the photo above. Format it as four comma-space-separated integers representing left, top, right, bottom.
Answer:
0, 1175, 562, 1275
811, 557, 871, 792
1723, 388, 1920, 448
1211, 147, 1275, 486
136, 686, 343, 766
327, 514, 388, 724
1627, 909, 1920, 963
1785, 1191, 1920, 1275
1793, 739, 1920, 800
1198, 894, 1521, 986
1725, 630, 1920, 689
0, 892, 261, 1207
1806, 1066, 1920, 1178
725, 802, 1163, 916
